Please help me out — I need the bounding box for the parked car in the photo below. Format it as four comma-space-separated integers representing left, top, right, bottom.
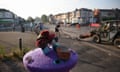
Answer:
91, 20, 120, 48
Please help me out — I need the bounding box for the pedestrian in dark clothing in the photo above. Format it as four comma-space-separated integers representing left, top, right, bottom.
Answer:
39, 23, 44, 30
55, 24, 60, 32
21, 24, 25, 32
55, 24, 61, 42
34, 24, 39, 35
12, 24, 15, 31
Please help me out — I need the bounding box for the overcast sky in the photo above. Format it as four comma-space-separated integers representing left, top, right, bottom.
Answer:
0, 0, 120, 19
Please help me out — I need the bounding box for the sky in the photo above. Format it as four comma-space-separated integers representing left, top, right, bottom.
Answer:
0, 0, 120, 19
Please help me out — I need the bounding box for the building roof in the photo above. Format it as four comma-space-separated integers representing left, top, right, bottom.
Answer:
0, 8, 10, 12
98, 8, 120, 12
77, 8, 92, 12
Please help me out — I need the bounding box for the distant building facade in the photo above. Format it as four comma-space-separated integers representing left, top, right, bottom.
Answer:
0, 8, 22, 31
74, 8, 93, 25
99, 9, 120, 21
0, 9, 15, 27
0, 9, 17, 30
54, 8, 93, 25
49, 8, 120, 25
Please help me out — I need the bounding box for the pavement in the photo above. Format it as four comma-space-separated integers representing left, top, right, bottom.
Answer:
46, 24, 92, 40
0, 24, 120, 72
0, 31, 37, 53
46, 24, 120, 72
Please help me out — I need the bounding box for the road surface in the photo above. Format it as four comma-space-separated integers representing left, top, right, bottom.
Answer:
0, 24, 120, 72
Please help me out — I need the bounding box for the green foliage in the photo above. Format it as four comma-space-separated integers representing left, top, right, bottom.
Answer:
34, 17, 41, 24
23, 48, 31, 55
0, 48, 14, 61
0, 47, 32, 61
27, 16, 34, 22
2, 53, 14, 61
13, 50, 23, 60
0, 46, 5, 55
41, 14, 49, 23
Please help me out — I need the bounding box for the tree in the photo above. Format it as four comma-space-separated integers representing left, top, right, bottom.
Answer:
34, 17, 41, 24
18, 17, 26, 24
41, 15, 49, 23
27, 16, 34, 22
49, 14, 55, 24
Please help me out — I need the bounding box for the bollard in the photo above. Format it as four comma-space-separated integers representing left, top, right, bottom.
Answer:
19, 38, 22, 51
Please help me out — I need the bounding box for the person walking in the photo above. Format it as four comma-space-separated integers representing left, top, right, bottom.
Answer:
12, 23, 15, 31
30, 22, 33, 32
39, 22, 44, 30
55, 24, 62, 42
34, 24, 39, 35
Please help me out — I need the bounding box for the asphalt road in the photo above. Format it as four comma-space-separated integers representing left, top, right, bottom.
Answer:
0, 32, 37, 53
0, 24, 120, 72
58, 35, 120, 72
46, 24, 120, 72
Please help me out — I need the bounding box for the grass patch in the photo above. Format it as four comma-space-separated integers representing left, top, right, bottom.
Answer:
0, 45, 5, 55
0, 45, 6, 59
22, 47, 32, 55
11, 47, 32, 60
0, 46, 32, 61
